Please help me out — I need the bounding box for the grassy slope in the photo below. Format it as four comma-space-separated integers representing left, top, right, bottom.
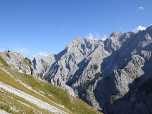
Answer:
0, 55, 102, 114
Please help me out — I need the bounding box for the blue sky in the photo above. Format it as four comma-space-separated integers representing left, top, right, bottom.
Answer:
0, 0, 152, 60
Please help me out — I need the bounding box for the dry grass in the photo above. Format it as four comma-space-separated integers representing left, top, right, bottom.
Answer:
0, 60, 102, 114
0, 56, 9, 67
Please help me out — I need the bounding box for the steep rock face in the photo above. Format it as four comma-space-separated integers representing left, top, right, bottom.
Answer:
104, 31, 134, 53
50, 76, 76, 96
94, 26, 152, 113
33, 57, 44, 76
0, 50, 36, 76
33, 54, 56, 77
33, 36, 111, 97
33, 25, 152, 113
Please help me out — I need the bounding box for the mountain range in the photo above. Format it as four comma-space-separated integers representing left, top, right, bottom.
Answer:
0, 51, 101, 113
33, 25, 152, 114
0, 25, 152, 114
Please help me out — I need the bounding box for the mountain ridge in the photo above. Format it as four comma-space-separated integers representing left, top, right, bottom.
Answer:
0, 50, 102, 114
33, 25, 152, 113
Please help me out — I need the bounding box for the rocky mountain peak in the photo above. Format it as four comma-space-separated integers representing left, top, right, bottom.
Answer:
33, 25, 152, 114
67, 36, 83, 47
146, 25, 152, 32
110, 30, 121, 37
0, 51, 35, 76
74, 36, 82, 40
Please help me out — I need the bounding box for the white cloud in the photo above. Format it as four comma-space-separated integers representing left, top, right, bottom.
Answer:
86, 32, 100, 40
101, 35, 107, 41
32, 54, 37, 58
94, 32, 100, 39
133, 25, 146, 32
32, 52, 49, 59
86, 33, 94, 40
38, 52, 49, 57
137, 7, 144, 11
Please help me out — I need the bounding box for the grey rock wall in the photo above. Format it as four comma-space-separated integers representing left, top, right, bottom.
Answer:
0, 51, 36, 76
33, 25, 152, 113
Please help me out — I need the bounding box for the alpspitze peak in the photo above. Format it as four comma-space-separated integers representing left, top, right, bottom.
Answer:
110, 30, 120, 37
66, 36, 83, 48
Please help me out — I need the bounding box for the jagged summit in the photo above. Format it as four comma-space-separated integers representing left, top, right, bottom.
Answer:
33, 25, 152, 113
145, 24, 152, 31
74, 36, 82, 40
0, 51, 35, 76
109, 30, 121, 37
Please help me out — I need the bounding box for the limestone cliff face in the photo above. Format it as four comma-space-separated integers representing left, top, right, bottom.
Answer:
93, 25, 152, 113
0, 50, 36, 76
33, 25, 152, 113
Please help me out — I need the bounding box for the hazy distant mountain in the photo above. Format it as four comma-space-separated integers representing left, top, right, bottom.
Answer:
33, 25, 152, 113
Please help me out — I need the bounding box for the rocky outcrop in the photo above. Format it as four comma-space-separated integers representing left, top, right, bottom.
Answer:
25, 57, 36, 76
32, 57, 44, 76
50, 77, 75, 96
33, 25, 152, 113
32, 54, 77, 96
0, 50, 36, 76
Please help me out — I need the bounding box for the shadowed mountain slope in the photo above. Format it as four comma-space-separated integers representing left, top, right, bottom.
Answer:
33, 25, 152, 113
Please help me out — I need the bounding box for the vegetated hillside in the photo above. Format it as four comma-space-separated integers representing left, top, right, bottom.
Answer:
0, 52, 102, 114
33, 25, 152, 113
